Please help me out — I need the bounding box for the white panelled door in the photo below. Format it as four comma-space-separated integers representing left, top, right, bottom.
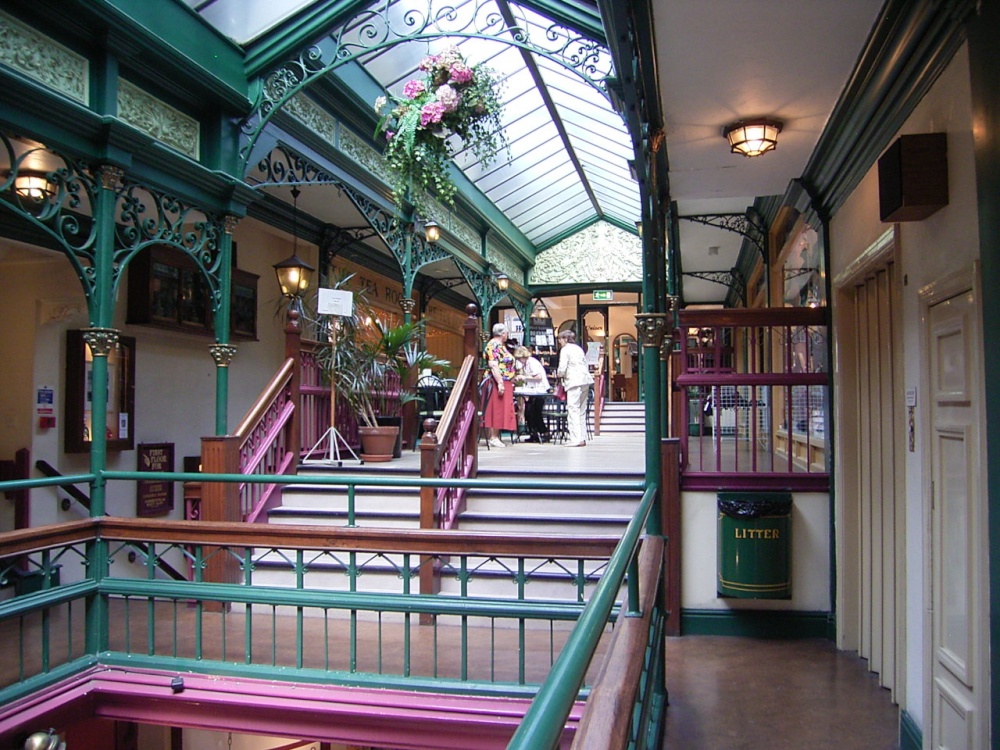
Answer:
927, 284, 988, 750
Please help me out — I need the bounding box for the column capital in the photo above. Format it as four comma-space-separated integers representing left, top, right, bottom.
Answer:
97, 165, 124, 190
223, 215, 240, 235
209, 344, 238, 368
634, 313, 672, 348
398, 297, 417, 315
81, 327, 120, 357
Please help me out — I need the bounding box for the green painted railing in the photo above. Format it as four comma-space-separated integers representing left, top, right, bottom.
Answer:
506, 485, 662, 749
0, 471, 662, 746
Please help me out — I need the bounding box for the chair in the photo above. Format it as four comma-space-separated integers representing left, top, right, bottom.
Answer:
542, 394, 568, 444
414, 380, 449, 447
478, 378, 494, 449
585, 384, 594, 440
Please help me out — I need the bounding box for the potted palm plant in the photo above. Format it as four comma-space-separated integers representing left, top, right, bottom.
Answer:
324, 315, 448, 461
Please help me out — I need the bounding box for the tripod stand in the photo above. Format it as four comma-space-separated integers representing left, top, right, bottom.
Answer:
302, 321, 362, 466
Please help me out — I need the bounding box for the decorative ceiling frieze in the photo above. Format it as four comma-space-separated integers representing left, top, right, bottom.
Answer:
117, 79, 200, 160
528, 221, 640, 285
0, 10, 88, 104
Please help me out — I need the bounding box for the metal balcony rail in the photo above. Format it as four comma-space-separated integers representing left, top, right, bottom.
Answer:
676, 307, 830, 491
0, 471, 662, 747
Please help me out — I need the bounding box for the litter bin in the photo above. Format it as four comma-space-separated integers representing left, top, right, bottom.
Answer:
717, 492, 791, 599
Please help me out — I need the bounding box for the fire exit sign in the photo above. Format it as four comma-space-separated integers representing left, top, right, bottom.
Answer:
593, 290, 614, 301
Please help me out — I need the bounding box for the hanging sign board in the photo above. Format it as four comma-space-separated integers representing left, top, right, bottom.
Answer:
137, 442, 174, 517
318, 288, 354, 317
592, 290, 614, 301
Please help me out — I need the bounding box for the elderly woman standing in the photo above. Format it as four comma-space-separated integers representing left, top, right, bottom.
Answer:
556, 330, 593, 447
483, 322, 517, 447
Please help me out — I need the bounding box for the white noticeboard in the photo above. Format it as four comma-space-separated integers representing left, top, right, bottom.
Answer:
317, 288, 354, 317
585, 342, 602, 365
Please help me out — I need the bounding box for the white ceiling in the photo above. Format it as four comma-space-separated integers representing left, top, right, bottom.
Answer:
652, 0, 884, 303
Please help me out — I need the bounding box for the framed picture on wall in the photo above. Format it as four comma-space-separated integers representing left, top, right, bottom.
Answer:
65, 329, 136, 453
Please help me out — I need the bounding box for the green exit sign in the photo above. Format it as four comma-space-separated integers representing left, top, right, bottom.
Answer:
593, 290, 614, 301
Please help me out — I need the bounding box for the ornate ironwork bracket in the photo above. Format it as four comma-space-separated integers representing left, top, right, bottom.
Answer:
457, 260, 508, 318
679, 212, 766, 261
682, 269, 746, 305
635, 297, 678, 361
0, 132, 228, 318
319, 224, 380, 263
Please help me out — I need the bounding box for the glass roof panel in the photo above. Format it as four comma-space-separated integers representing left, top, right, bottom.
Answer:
187, 0, 639, 249
181, 0, 317, 43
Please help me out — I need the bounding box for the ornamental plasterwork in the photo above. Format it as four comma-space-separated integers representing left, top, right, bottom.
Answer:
339, 127, 394, 185
286, 94, 339, 148
485, 239, 523, 285
118, 78, 199, 159
0, 10, 87, 103
529, 221, 641, 285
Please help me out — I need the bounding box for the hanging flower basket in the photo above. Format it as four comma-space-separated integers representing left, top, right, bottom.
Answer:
375, 46, 508, 211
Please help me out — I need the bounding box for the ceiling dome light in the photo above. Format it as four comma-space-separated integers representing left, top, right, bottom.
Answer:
723, 118, 783, 157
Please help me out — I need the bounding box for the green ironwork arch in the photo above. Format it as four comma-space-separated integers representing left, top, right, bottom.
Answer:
239, 0, 617, 172
1, 132, 229, 322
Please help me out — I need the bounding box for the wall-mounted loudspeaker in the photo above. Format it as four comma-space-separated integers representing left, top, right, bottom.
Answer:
878, 133, 948, 222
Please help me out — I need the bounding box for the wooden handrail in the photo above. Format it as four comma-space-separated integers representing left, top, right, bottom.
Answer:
678, 306, 828, 328
69, 517, 622, 559
570, 536, 665, 749
234, 358, 295, 437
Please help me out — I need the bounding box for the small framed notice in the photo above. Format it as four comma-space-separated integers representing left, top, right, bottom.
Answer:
318, 288, 354, 317
137, 442, 174, 517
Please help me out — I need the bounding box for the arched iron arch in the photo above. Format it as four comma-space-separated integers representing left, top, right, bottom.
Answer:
1, 133, 232, 323
240, 0, 616, 172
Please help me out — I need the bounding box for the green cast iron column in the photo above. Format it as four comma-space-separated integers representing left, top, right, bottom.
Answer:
209, 216, 239, 435
85, 164, 124, 518
84, 164, 121, 656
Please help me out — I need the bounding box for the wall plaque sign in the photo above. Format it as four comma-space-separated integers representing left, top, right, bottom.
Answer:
137, 442, 174, 517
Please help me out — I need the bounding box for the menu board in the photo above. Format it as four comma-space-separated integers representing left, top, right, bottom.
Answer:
528, 316, 554, 348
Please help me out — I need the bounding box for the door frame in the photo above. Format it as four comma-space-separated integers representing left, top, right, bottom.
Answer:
918, 260, 989, 747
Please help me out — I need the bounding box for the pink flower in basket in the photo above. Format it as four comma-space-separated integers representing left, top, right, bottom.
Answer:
420, 101, 447, 126
449, 63, 473, 85
435, 84, 460, 112
402, 79, 427, 98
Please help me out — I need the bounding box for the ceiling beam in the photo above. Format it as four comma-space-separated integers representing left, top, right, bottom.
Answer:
494, 0, 604, 218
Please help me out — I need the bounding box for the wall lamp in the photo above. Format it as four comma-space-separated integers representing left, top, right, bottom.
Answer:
723, 118, 783, 157
423, 220, 441, 243
7, 171, 52, 201
495, 272, 509, 292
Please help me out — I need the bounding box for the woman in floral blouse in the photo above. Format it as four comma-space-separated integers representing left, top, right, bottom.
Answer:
483, 323, 517, 447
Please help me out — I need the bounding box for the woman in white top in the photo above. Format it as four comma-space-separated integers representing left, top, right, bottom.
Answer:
513, 346, 550, 442
555, 330, 593, 446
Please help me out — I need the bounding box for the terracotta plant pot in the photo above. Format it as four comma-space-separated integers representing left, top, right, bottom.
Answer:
358, 425, 399, 462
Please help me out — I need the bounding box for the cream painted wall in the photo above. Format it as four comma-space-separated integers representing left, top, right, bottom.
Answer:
3, 218, 301, 553
829, 42, 977, 730
681, 491, 830, 612
0, 250, 84, 532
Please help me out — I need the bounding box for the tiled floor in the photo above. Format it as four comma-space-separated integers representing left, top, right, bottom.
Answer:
661, 636, 900, 749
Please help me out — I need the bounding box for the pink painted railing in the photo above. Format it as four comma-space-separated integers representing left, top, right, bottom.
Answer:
676, 307, 829, 491
236, 358, 298, 522
420, 354, 479, 530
